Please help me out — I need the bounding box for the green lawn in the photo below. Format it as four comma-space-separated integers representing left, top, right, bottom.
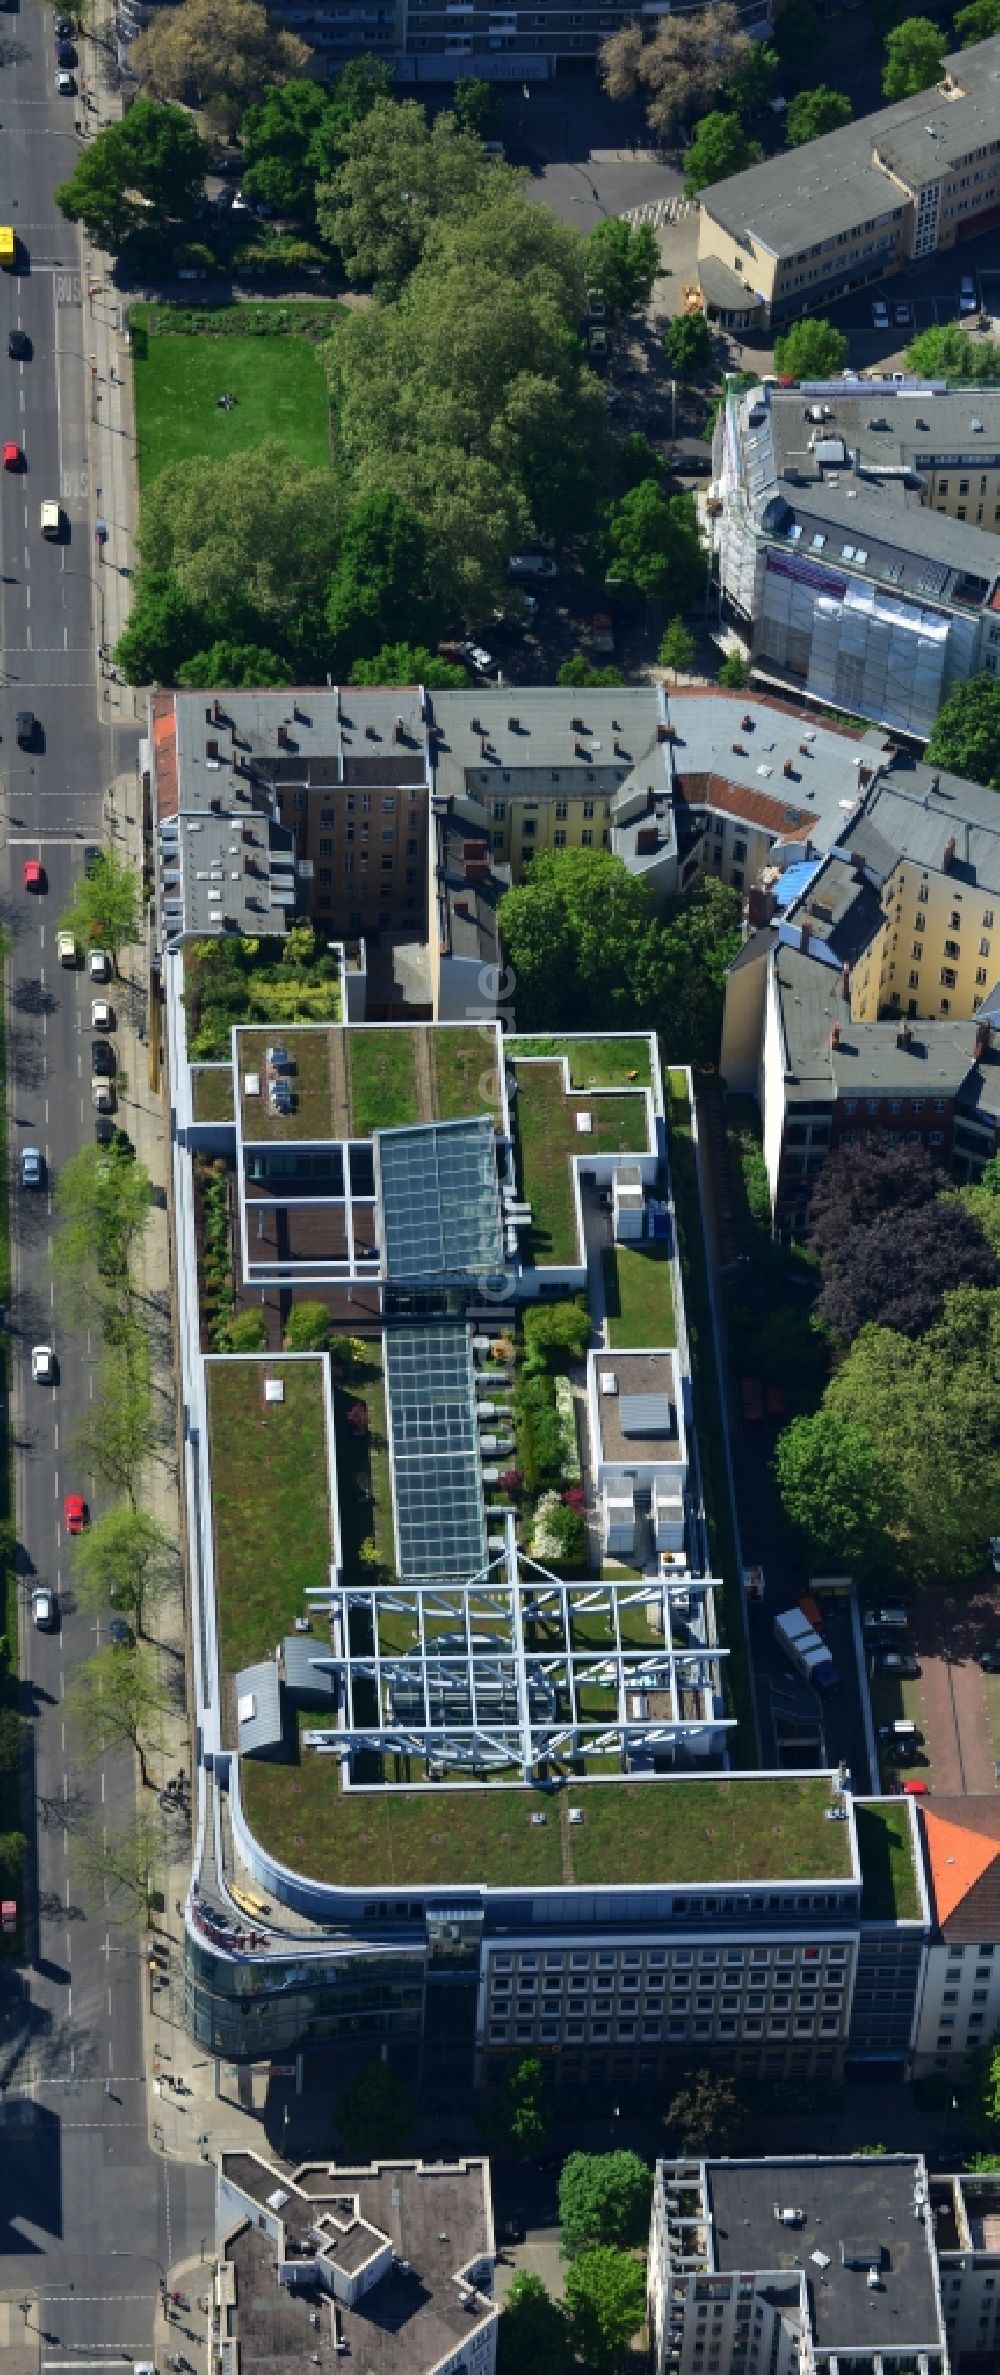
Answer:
855, 1801, 920, 1920
241, 1770, 852, 1889
237, 1026, 335, 1141
509, 1036, 653, 1090
207, 1359, 332, 1676
602, 1242, 676, 1347
133, 328, 331, 487
349, 1030, 420, 1135
512, 1061, 648, 1265
192, 1066, 235, 1124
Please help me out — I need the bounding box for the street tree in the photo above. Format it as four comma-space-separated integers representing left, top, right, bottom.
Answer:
486, 2053, 550, 2154
242, 78, 332, 220
980, 1155, 1000, 1197
177, 642, 292, 689
497, 2274, 573, 2375
564, 2247, 647, 2374
584, 217, 661, 316
283, 1302, 333, 1352
683, 110, 762, 195
72, 1505, 177, 1636
326, 491, 440, 667
316, 99, 514, 295
558, 2151, 653, 2260
336, 2061, 416, 2158
605, 479, 704, 604
56, 101, 210, 251
827, 1287, 1000, 1580
65, 1646, 173, 1791
658, 616, 697, 678
54, 1139, 152, 1305
74, 1329, 155, 1504
114, 572, 203, 687
786, 85, 853, 143
71, 1809, 165, 1925
724, 41, 779, 116
131, 0, 309, 131
719, 648, 751, 687
926, 672, 1000, 788
557, 656, 625, 686
966, 2040, 1000, 2144
350, 644, 470, 688
665, 2065, 745, 2154
816, 1197, 997, 1341
59, 849, 141, 964
600, 5, 751, 140
882, 16, 945, 97
775, 1411, 899, 1567
905, 323, 1000, 382
955, 0, 1000, 38
664, 309, 712, 375
772, 315, 849, 377
451, 77, 502, 138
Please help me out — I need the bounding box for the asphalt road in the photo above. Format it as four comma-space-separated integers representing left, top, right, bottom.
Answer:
0, 4, 211, 2350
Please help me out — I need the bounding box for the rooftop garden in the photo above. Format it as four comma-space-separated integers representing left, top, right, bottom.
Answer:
240, 1771, 852, 1890
602, 1242, 676, 1348
348, 1029, 420, 1135
509, 1036, 653, 1091
192, 1066, 235, 1124
332, 1337, 395, 1592
431, 1026, 502, 1123
207, 1357, 332, 1679
510, 1060, 648, 1265
855, 1800, 920, 1922
235, 1024, 504, 1143
238, 1024, 339, 1141
184, 927, 341, 1063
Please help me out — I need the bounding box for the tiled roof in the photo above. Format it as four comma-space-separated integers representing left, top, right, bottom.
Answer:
151, 694, 179, 821
922, 1802, 1000, 1937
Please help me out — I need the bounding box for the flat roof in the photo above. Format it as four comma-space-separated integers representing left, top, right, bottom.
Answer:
239, 1773, 856, 1891
706, 2157, 943, 2353
595, 1351, 680, 1466
235, 1022, 503, 1144
376, 1118, 503, 1285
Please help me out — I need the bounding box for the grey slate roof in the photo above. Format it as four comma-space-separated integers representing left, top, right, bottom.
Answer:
234, 1659, 283, 1755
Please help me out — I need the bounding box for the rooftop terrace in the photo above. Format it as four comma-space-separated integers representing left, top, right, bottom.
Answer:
238, 1771, 855, 1891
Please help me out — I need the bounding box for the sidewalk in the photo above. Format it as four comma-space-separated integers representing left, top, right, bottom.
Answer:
74, 2, 141, 698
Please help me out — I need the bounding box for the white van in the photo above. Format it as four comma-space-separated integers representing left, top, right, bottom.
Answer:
40, 499, 61, 537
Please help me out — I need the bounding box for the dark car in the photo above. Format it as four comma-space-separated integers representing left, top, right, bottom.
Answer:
981, 1648, 1000, 1674
108, 1616, 134, 1648
84, 845, 101, 877
8, 330, 31, 362
91, 1039, 116, 1077
94, 1115, 115, 1145
55, 13, 73, 31
669, 449, 713, 476
874, 1650, 920, 1678
57, 39, 76, 63
16, 710, 36, 749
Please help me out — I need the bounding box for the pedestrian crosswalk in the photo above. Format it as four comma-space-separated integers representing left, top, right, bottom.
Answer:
623, 195, 699, 228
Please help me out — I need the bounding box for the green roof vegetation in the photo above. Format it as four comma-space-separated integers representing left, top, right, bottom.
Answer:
207, 1358, 331, 1676
602, 1241, 676, 1348
183, 931, 341, 1064
855, 1800, 920, 1922
508, 1036, 653, 1090
511, 1061, 649, 1265
333, 1340, 394, 1591
192, 1066, 235, 1124
240, 1771, 852, 1891
236, 1025, 501, 1142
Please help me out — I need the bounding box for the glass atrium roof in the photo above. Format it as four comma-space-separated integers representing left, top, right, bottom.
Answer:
376, 1117, 503, 1283
385, 1324, 489, 1584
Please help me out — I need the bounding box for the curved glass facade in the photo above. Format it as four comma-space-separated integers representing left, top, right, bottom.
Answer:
185, 1932, 425, 2058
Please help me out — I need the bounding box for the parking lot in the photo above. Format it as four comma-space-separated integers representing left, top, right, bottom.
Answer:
869, 1577, 1000, 1799
806, 223, 1000, 373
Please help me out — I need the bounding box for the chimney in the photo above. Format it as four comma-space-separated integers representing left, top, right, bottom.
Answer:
931, 773, 940, 793
858, 765, 872, 790
800, 920, 811, 953
394, 716, 407, 744
277, 723, 288, 748
570, 715, 585, 735
841, 963, 851, 997
943, 834, 956, 872
799, 742, 811, 757
213, 697, 224, 724
732, 741, 746, 756
830, 1023, 840, 1049
658, 723, 674, 743
741, 714, 754, 731
896, 1022, 912, 1050
507, 715, 519, 733
975, 1019, 992, 1062
470, 718, 482, 736
783, 758, 795, 779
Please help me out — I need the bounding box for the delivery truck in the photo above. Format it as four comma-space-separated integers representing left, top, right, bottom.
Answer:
774, 1605, 839, 1692
0, 228, 16, 269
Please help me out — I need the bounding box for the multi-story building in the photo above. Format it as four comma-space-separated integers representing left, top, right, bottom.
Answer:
715, 380, 1000, 741
214, 2149, 497, 2375
696, 35, 1000, 329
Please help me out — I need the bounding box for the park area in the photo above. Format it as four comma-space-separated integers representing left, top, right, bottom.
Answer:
131, 304, 336, 486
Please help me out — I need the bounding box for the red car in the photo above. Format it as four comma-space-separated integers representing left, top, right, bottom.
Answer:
22, 859, 45, 892
3, 441, 21, 470
902, 1777, 930, 1795
63, 1493, 87, 1534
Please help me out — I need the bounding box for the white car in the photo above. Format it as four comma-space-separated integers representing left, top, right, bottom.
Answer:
92, 1079, 116, 1112
458, 640, 497, 675
55, 67, 74, 92
57, 930, 77, 966
31, 1586, 56, 1629
871, 298, 889, 328
31, 1345, 56, 1384
960, 276, 977, 313
91, 998, 114, 1031
89, 947, 111, 982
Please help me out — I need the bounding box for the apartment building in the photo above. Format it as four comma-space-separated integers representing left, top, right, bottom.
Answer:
716, 380, 1000, 742
120, 0, 770, 78
697, 35, 1000, 328
721, 751, 1000, 1217
648, 2155, 951, 2375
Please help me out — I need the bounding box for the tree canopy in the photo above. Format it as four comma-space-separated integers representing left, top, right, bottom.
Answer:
604, 478, 704, 604
772, 316, 849, 377
600, 4, 751, 139
786, 85, 853, 143
486, 2053, 550, 2153
138, 440, 343, 641
316, 98, 513, 296
65, 1645, 172, 1790
131, 0, 309, 131
683, 110, 762, 195
59, 848, 141, 961
350, 642, 470, 687
807, 1139, 944, 1265
497, 2274, 573, 2375
905, 323, 1000, 383
827, 1287, 1000, 1579
56, 100, 210, 251
665, 310, 712, 375
882, 15, 945, 96
584, 217, 661, 316
925, 673, 1000, 789
816, 1196, 997, 1341
775, 1410, 899, 1567
558, 2151, 653, 2260
499, 850, 739, 1063
325, 490, 440, 665
241, 61, 394, 221
665, 2064, 745, 2154
72, 1505, 177, 1635
772, 0, 825, 79
955, 0, 1000, 39
564, 2247, 647, 2374
177, 640, 292, 689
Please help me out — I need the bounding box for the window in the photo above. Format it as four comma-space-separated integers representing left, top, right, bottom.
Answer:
555, 801, 568, 821
493, 802, 505, 821
555, 829, 567, 848
319, 837, 332, 857
522, 819, 537, 840
582, 829, 593, 847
